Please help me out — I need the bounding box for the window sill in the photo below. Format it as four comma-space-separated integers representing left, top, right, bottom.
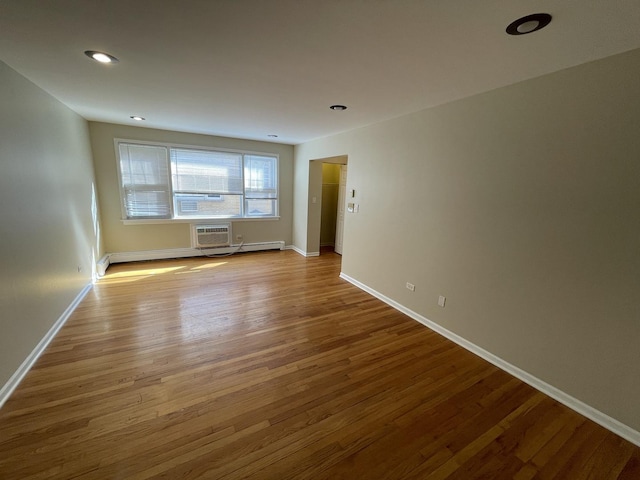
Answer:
122, 217, 280, 225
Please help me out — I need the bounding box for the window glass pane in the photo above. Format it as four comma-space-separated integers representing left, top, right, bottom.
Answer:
118, 143, 171, 219
175, 193, 242, 217
245, 198, 276, 217
244, 155, 277, 199
171, 148, 243, 195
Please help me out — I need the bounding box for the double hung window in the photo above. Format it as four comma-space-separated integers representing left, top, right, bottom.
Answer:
116, 140, 278, 220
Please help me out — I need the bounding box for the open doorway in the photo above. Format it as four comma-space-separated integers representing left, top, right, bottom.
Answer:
320, 163, 341, 254
308, 155, 347, 256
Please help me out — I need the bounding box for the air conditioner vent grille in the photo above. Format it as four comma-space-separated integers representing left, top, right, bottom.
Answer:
192, 224, 230, 248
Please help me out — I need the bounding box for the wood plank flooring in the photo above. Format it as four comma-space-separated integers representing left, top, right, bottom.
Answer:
0, 249, 638, 479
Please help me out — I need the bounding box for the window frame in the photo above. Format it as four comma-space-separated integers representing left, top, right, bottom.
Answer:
114, 138, 280, 224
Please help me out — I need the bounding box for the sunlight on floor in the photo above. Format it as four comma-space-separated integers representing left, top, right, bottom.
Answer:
105, 266, 185, 278
191, 261, 228, 270
99, 261, 229, 284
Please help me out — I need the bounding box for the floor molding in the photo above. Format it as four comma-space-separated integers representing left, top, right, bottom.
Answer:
0, 283, 93, 409
108, 242, 285, 265
339, 272, 640, 447
288, 245, 319, 257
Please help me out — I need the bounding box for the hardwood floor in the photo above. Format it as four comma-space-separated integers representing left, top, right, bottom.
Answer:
1, 250, 638, 479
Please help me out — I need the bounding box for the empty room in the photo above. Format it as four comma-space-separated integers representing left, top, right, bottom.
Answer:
1, 1, 639, 478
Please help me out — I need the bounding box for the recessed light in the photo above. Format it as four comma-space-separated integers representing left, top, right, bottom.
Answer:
84, 50, 119, 64
330, 105, 347, 111
130, 116, 145, 121
506, 13, 552, 36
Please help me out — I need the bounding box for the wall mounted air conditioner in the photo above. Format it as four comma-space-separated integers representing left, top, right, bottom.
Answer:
192, 224, 231, 248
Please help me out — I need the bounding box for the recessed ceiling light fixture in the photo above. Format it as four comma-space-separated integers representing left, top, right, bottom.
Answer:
130, 115, 145, 121
330, 105, 347, 111
84, 50, 119, 64
506, 13, 552, 35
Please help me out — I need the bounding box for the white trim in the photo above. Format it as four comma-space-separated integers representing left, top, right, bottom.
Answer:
287, 245, 317, 257
108, 242, 285, 264
0, 283, 93, 409
96, 254, 111, 277
339, 272, 640, 447
284, 246, 320, 257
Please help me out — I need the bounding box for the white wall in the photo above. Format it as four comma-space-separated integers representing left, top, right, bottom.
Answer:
293, 48, 640, 432
89, 122, 294, 254
0, 61, 100, 389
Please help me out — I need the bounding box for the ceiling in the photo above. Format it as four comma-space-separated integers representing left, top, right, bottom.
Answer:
1, 1, 640, 145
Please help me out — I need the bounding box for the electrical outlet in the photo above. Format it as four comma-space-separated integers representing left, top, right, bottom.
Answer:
438, 295, 446, 307
236, 234, 243, 241
406, 282, 415, 292
77, 266, 82, 273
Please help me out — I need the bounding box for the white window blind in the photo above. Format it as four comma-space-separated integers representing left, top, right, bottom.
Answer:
118, 143, 171, 219
171, 148, 243, 194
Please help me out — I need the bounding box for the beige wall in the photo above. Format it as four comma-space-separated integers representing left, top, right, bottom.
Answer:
0, 61, 100, 388
89, 122, 294, 253
293, 48, 640, 431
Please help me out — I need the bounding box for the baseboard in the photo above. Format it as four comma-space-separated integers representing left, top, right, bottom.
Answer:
96, 254, 110, 277
339, 272, 640, 447
288, 245, 320, 257
0, 283, 93, 409
108, 241, 285, 264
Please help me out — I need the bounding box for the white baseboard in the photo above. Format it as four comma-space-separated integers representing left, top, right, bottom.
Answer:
96, 254, 110, 277
288, 245, 320, 257
0, 283, 93, 409
339, 272, 640, 447
108, 241, 285, 264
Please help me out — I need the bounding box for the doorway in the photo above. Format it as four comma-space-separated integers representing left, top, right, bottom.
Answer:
309, 156, 347, 256
319, 163, 341, 253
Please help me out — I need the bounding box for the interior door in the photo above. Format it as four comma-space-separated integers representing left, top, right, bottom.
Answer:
334, 165, 347, 255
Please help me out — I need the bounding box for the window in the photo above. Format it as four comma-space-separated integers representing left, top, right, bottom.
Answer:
171, 148, 244, 218
116, 140, 278, 220
118, 143, 171, 219
244, 154, 278, 217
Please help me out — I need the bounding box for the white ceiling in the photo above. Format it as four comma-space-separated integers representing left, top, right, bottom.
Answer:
1, 1, 640, 145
